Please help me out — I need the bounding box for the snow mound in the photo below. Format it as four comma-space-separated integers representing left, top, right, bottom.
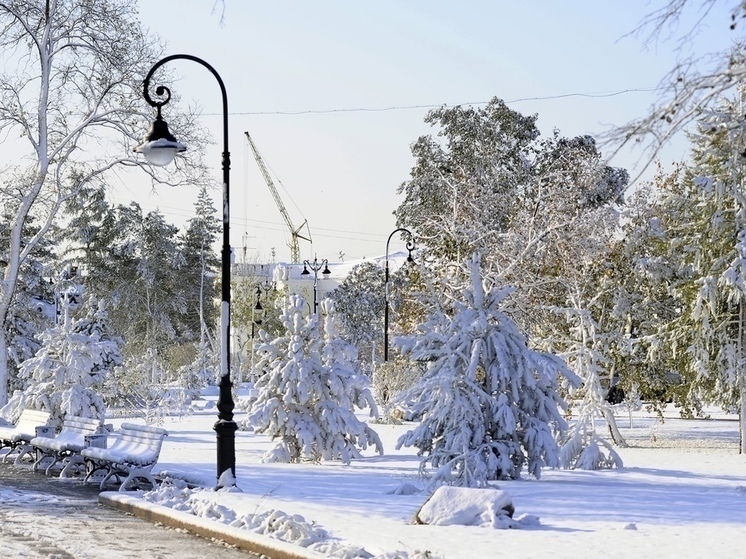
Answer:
216, 469, 240, 491
413, 486, 522, 529
385, 482, 422, 495
142, 478, 434, 558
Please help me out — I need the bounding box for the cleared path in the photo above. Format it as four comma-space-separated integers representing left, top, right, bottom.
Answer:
0, 462, 259, 559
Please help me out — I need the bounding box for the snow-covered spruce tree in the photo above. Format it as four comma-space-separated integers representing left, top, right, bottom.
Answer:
247, 294, 383, 464
653, 98, 746, 448
394, 253, 579, 486
8, 297, 121, 423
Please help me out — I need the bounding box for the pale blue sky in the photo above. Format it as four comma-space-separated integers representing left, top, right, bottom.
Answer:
122, 0, 737, 264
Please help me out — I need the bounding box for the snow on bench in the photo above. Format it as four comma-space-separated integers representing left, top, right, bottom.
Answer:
0, 409, 54, 465
81, 422, 168, 492
31, 415, 105, 476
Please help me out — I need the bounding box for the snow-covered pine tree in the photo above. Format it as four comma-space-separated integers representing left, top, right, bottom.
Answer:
248, 294, 383, 464
395, 253, 579, 486
8, 297, 121, 423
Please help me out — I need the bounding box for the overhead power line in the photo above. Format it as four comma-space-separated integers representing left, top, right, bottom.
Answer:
201, 87, 662, 117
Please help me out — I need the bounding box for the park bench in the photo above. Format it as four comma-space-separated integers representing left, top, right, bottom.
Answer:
81, 422, 168, 491
0, 409, 54, 465
30, 415, 105, 476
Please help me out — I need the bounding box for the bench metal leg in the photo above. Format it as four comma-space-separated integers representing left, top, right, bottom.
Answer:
119, 468, 157, 492
32, 452, 56, 473
13, 444, 34, 465
59, 455, 84, 478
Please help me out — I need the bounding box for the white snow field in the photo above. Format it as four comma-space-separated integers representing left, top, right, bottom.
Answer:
88, 388, 746, 559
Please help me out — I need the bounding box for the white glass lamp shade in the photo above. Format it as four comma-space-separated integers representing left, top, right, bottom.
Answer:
134, 115, 187, 166
134, 137, 187, 166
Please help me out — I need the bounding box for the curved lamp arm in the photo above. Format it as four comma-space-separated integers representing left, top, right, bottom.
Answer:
384, 227, 415, 362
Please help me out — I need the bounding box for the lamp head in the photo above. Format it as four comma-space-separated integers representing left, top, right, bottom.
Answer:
134, 113, 186, 166
301, 264, 310, 276
322, 262, 331, 275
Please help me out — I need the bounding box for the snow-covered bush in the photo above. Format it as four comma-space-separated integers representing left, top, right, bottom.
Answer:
372, 358, 423, 405
247, 294, 383, 463
104, 348, 194, 424
395, 253, 579, 486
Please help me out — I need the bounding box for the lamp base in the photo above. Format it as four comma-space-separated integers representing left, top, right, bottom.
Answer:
214, 418, 238, 487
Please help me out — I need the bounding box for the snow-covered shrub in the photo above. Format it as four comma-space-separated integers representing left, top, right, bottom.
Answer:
174, 339, 219, 394
103, 348, 180, 423
395, 253, 579, 486
247, 294, 383, 463
556, 300, 624, 470
372, 358, 423, 405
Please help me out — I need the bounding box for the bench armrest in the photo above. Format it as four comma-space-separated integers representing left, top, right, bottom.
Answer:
35, 425, 53, 437
85, 434, 108, 449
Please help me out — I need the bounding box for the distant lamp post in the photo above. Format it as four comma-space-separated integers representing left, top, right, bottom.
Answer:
301, 256, 331, 314
384, 228, 415, 362
249, 285, 269, 379
251, 280, 273, 336
134, 54, 236, 486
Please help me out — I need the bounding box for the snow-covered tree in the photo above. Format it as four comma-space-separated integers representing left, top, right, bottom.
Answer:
77, 203, 189, 365
631, 98, 746, 449
0, 0, 210, 406
557, 288, 624, 470
395, 253, 579, 486
7, 297, 121, 423
395, 98, 539, 263
319, 298, 380, 418
330, 261, 384, 365
248, 294, 383, 464
179, 185, 220, 345
604, 2, 746, 177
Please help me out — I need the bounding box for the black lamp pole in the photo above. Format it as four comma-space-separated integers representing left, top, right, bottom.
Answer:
301, 257, 330, 314
384, 228, 415, 362
136, 54, 236, 486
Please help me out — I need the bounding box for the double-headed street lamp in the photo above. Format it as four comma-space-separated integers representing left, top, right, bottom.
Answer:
252, 280, 273, 337
134, 54, 236, 486
301, 257, 330, 315
384, 228, 415, 362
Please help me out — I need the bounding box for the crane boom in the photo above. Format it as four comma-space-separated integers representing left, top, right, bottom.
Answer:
245, 131, 311, 263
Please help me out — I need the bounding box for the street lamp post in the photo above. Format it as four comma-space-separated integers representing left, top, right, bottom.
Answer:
134, 54, 237, 486
301, 257, 330, 314
384, 228, 415, 362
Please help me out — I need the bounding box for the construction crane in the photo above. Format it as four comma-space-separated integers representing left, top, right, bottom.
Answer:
245, 131, 311, 263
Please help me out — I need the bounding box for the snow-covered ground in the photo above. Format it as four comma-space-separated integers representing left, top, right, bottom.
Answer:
4, 386, 745, 558
93, 388, 746, 559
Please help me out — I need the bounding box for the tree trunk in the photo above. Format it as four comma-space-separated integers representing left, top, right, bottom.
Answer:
603, 407, 628, 448
0, 333, 8, 406
738, 390, 746, 454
